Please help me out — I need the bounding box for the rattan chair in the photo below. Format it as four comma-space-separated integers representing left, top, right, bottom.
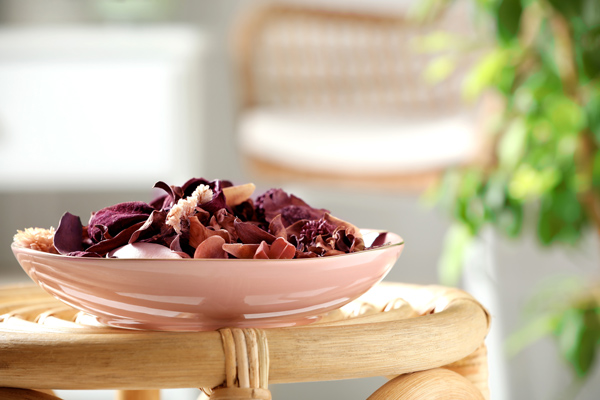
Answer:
231, 1, 486, 192
0, 282, 490, 400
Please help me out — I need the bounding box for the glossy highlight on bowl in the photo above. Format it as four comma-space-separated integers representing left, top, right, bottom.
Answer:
12, 230, 404, 331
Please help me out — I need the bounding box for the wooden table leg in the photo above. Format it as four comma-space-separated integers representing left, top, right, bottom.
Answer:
0, 388, 62, 400
367, 369, 485, 400
116, 389, 161, 400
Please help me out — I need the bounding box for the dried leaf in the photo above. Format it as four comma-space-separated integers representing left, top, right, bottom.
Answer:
223, 243, 260, 259
194, 235, 228, 259
54, 212, 83, 254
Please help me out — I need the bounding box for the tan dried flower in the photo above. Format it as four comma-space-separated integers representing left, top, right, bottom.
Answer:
166, 184, 214, 234
13, 227, 58, 253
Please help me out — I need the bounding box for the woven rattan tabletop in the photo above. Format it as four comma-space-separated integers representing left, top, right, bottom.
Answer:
0, 282, 490, 400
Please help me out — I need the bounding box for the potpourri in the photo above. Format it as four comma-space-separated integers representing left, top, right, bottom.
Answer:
13, 178, 389, 259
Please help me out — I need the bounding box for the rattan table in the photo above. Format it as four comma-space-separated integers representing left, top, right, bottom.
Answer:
0, 282, 490, 400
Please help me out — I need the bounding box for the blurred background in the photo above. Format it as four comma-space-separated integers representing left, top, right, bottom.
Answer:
1, 0, 600, 399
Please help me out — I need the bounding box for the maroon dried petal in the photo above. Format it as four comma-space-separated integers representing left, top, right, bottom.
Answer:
88, 201, 154, 243
300, 218, 335, 244
169, 231, 196, 257
255, 189, 328, 226
231, 199, 255, 222
333, 229, 365, 253
85, 221, 146, 256
189, 216, 231, 248
235, 220, 276, 245
209, 209, 238, 242
67, 251, 102, 258
268, 214, 287, 239
199, 190, 229, 215
54, 212, 83, 255
368, 232, 389, 249
129, 210, 168, 244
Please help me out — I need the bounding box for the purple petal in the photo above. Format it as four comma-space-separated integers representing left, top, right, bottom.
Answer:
54, 212, 83, 255
88, 201, 154, 243
85, 221, 146, 256
234, 220, 276, 245
67, 251, 102, 258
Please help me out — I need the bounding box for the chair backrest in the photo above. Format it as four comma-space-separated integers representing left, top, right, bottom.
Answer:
232, 1, 474, 115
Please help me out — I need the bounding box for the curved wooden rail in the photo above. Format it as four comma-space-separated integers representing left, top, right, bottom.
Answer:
368, 369, 485, 400
0, 283, 489, 396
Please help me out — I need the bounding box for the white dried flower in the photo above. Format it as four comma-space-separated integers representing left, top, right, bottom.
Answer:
13, 227, 58, 253
166, 184, 213, 234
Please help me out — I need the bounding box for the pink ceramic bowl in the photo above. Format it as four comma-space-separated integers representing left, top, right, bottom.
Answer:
12, 230, 403, 331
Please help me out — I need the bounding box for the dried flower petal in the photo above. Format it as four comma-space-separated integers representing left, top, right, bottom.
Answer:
86, 222, 146, 256
166, 184, 213, 234
235, 220, 276, 245
193, 235, 228, 259
254, 237, 296, 259
189, 216, 230, 248
268, 214, 287, 239
54, 212, 84, 254
88, 202, 154, 243
223, 183, 256, 207
255, 189, 329, 226
222, 243, 260, 259
13, 227, 57, 253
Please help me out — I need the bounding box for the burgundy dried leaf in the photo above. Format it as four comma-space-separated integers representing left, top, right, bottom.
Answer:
268, 214, 287, 239
54, 212, 83, 255
333, 228, 365, 253
222, 243, 260, 259
67, 251, 102, 258
210, 209, 238, 241
85, 221, 146, 256
193, 235, 228, 259
235, 220, 276, 245
231, 199, 255, 222
88, 201, 154, 243
324, 213, 363, 240
189, 216, 231, 248
129, 210, 168, 244
150, 181, 177, 210
257, 237, 295, 259
199, 190, 229, 215
368, 232, 388, 249
255, 189, 329, 226
169, 231, 196, 257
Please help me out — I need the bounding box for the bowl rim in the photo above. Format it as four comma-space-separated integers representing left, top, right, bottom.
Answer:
11, 229, 404, 262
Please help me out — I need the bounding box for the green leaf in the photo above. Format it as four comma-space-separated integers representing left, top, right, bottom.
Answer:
496, 0, 523, 44
424, 55, 457, 84
547, 0, 583, 19
438, 223, 473, 286
463, 48, 512, 100
499, 199, 523, 237
554, 307, 600, 378
582, 0, 600, 28
537, 186, 584, 245
542, 94, 586, 135
585, 87, 600, 145
592, 152, 600, 189
508, 164, 561, 201
414, 31, 466, 53
497, 118, 527, 169
506, 313, 561, 358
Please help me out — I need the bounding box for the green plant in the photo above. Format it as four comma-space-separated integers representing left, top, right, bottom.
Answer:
418, 0, 600, 390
